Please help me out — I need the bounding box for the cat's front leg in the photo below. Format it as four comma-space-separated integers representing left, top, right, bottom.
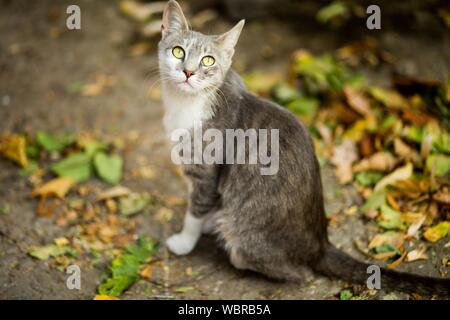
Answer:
166, 165, 221, 255
166, 211, 203, 255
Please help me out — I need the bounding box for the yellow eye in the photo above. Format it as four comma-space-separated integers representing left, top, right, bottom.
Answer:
172, 46, 184, 59
201, 56, 215, 67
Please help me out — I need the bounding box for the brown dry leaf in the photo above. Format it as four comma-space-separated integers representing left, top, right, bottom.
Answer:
386, 193, 401, 211
0, 134, 28, 167
36, 197, 59, 217
374, 162, 413, 192
139, 264, 153, 279
32, 177, 75, 199
105, 199, 117, 213
401, 212, 424, 226
331, 139, 359, 184
97, 185, 131, 201
343, 86, 374, 118
433, 187, 450, 204
373, 251, 398, 261
387, 250, 407, 269
353, 152, 397, 173
369, 232, 404, 249
393, 138, 421, 165
406, 246, 428, 262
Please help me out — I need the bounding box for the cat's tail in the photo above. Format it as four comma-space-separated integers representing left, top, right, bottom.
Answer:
312, 244, 450, 295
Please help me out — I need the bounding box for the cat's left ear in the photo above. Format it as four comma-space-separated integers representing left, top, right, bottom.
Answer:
162, 0, 189, 38
217, 20, 245, 57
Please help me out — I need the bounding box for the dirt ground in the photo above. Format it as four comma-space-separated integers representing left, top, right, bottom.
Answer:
0, 0, 449, 299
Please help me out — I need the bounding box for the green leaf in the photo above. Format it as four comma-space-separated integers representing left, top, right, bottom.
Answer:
339, 290, 353, 300
36, 131, 73, 152
50, 152, 92, 183
83, 140, 107, 158
361, 188, 387, 213
125, 236, 157, 263
175, 286, 195, 293
19, 161, 39, 177
98, 237, 158, 297
373, 244, 397, 254
426, 154, 450, 177
26, 143, 41, 159
378, 204, 403, 230
94, 152, 123, 184
119, 192, 151, 216
317, 1, 349, 24
28, 244, 76, 260
287, 97, 319, 115
272, 83, 301, 104
98, 276, 135, 297
355, 171, 384, 187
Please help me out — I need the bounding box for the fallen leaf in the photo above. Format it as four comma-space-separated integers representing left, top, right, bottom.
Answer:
368, 232, 404, 249
406, 246, 428, 262
32, 177, 75, 198
175, 286, 195, 293
28, 244, 76, 260
97, 185, 131, 201
377, 204, 404, 230
94, 152, 123, 184
353, 152, 397, 173
374, 162, 413, 192
393, 138, 421, 165
343, 86, 373, 118
139, 264, 153, 279
331, 138, 359, 184
369, 86, 409, 109
0, 134, 28, 167
119, 192, 151, 216
94, 295, 120, 300
423, 221, 450, 243
51, 152, 92, 183
426, 154, 450, 177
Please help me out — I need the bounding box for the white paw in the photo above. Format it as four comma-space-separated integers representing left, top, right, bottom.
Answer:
166, 233, 196, 255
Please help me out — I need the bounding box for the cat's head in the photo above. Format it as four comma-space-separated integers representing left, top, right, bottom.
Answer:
158, 0, 244, 94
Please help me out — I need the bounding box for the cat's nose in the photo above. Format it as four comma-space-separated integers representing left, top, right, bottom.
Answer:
183, 70, 194, 78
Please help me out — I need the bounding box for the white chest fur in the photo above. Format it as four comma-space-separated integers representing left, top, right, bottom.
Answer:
162, 87, 214, 136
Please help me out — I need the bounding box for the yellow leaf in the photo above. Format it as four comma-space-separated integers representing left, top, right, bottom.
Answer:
0, 134, 28, 167
94, 295, 120, 300
374, 162, 413, 192
32, 177, 75, 198
423, 221, 450, 243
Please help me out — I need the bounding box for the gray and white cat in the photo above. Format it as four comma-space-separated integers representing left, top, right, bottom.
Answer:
158, 0, 449, 294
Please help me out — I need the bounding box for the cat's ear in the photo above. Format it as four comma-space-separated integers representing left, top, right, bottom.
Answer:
216, 20, 245, 57
162, 0, 189, 38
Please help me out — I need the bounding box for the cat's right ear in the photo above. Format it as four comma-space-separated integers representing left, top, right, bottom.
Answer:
162, 0, 189, 38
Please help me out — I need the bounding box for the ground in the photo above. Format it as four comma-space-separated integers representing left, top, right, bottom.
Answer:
0, 0, 449, 299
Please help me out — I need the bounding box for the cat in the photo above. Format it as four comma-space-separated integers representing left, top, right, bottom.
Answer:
158, 0, 449, 295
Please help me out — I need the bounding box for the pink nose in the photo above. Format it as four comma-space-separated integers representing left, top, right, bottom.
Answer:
183, 70, 194, 78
